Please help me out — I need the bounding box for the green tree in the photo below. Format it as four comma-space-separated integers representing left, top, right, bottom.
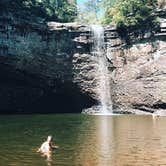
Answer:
104, 0, 159, 41
100, 0, 116, 24
1, 0, 77, 22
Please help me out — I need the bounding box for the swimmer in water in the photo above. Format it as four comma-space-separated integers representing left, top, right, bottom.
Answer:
37, 136, 59, 160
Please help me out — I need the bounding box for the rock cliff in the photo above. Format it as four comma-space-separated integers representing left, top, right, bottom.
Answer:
105, 11, 166, 114
0, 8, 166, 114
0, 13, 96, 113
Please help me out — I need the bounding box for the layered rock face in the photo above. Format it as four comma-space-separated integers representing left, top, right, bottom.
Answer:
106, 16, 166, 113
0, 14, 96, 113
0, 8, 166, 114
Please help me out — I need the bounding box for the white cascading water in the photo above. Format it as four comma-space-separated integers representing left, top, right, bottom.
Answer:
91, 25, 113, 114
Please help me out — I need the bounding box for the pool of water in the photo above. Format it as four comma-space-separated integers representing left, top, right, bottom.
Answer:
0, 114, 166, 165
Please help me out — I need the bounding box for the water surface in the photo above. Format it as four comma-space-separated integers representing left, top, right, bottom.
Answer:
0, 114, 166, 165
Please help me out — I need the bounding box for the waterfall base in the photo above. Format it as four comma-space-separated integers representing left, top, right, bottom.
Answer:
82, 106, 155, 115
82, 105, 119, 115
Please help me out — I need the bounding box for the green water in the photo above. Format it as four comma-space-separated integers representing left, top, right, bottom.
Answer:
1, 114, 166, 165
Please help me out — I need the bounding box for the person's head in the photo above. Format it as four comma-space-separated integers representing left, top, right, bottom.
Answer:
47, 136, 52, 143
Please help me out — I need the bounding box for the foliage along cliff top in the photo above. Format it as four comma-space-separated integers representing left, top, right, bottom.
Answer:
0, 0, 77, 23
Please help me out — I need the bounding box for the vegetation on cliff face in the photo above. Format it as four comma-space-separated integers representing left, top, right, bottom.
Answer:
0, 0, 77, 22
103, 0, 160, 41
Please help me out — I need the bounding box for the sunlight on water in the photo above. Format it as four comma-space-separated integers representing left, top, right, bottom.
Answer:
75, 114, 166, 165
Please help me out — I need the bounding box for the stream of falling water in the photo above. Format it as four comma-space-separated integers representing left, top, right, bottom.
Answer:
91, 25, 112, 114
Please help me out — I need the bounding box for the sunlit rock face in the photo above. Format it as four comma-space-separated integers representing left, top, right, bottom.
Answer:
105, 20, 166, 113
113, 40, 166, 110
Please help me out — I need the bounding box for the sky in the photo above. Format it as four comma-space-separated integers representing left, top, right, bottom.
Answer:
77, 0, 88, 11
77, 0, 88, 6
76, 0, 104, 19
76, 0, 89, 13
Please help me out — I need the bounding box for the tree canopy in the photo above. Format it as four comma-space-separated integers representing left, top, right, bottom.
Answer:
1, 0, 77, 22
103, 0, 159, 40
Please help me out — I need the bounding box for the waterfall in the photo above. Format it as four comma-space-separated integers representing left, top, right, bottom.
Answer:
91, 25, 112, 113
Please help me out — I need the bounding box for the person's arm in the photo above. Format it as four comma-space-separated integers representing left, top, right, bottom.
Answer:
50, 142, 59, 149
51, 145, 59, 149
37, 147, 41, 152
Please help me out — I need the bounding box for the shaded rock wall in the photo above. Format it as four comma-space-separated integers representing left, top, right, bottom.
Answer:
0, 14, 96, 113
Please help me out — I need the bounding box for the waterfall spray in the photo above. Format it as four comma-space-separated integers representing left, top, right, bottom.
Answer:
91, 25, 112, 113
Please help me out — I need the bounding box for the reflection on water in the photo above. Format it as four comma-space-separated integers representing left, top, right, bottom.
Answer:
75, 115, 166, 165
76, 116, 115, 165
0, 114, 166, 165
